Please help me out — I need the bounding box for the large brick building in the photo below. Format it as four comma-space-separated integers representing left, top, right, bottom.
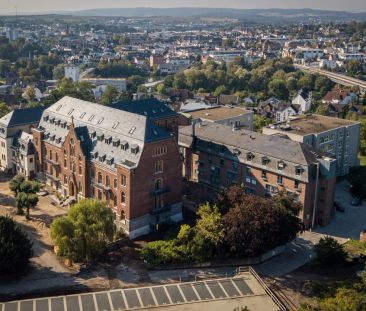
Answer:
179, 122, 337, 228
32, 96, 182, 238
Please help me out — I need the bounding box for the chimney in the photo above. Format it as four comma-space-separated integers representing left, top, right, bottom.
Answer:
191, 122, 196, 137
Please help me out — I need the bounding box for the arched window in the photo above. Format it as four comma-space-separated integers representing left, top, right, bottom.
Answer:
106, 176, 110, 187
155, 178, 163, 190
113, 195, 117, 207
78, 182, 82, 193
98, 172, 102, 183
121, 191, 126, 203
120, 210, 125, 220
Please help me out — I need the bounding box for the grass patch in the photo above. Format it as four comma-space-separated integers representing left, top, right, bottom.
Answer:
344, 239, 366, 257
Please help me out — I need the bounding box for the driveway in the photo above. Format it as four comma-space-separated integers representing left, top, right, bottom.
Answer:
315, 180, 366, 239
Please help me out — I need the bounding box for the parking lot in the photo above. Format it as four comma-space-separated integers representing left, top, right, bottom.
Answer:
0, 273, 280, 311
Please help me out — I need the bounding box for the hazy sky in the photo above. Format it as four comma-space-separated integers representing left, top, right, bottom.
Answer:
1, 0, 366, 14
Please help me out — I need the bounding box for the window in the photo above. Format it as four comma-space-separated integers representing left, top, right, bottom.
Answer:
246, 153, 254, 161
106, 176, 110, 187
78, 182, 82, 193
233, 161, 238, 171
114, 178, 117, 188
49, 150, 53, 160
80, 112, 86, 119
277, 175, 283, 185
152, 146, 168, 157
64, 157, 67, 167
64, 175, 67, 184
155, 178, 163, 190
277, 161, 286, 170
262, 157, 270, 166
112, 122, 119, 129
98, 190, 102, 200
113, 195, 117, 207
121, 175, 126, 186
262, 171, 267, 180
246, 167, 252, 175
295, 180, 300, 190
30, 158, 33, 163
295, 167, 303, 176
78, 163, 82, 175
97, 118, 104, 124
220, 158, 224, 166
129, 126, 136, 134
120, 210, 125, 221
121, 191, 126, 203
67, 108, 74, 115
98, 172, 102, 183
88, 115, 95, 121
155, 160, 163, 173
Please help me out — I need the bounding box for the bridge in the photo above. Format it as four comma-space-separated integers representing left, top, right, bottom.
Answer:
295, 64, 366, 94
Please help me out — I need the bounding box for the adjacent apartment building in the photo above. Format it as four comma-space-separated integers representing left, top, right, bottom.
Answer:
179, 122, 337, 228
32, 96, 182, 238
0, 106, 46, 175
262, 114, 360, 176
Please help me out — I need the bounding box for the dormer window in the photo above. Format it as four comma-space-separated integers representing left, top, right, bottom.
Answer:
278, 161, 286, 170
106, 157, 114, 165
233, 148, 241, 156
80, 112, 86, 119
121, 141, 129, 150
93, 151, 98, 159
50, 117, 55, 124
98, 154, 106, 162
97, 133, 104, 141
295, 166, 304, 176
88, 115, 95, 121
131, 144, 139, 154
67, 108, 74, 115
97, 118, 104, 124
90, 131, 96, 139
246, 152, 255, 161
43, 115, 49, 122
61, 121, 67, 128
262, 157, 270, 166
104, 136, 112, 144
113, 139, 120, 147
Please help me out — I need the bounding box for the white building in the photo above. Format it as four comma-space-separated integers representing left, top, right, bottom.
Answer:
81, 78, 127, 92
65, 66, 80, 82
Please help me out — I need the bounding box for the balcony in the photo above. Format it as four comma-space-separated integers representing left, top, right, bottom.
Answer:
45, 158, 60, 166
92, 180, 111, 192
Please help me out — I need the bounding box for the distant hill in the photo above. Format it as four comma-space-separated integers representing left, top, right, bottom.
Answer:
69, 7, 366, 22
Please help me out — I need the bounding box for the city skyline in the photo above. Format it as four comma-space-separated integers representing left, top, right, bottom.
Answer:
0, 0, 366, 14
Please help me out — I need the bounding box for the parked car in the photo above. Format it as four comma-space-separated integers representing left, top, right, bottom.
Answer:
334, 201, 345, 212
351, 197, 363, 206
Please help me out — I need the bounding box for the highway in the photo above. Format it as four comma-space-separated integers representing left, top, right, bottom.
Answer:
295, 64, 366, 92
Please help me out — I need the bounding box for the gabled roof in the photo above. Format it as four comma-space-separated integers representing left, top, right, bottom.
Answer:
110, 98, 178, 120
0, 106, 46, 128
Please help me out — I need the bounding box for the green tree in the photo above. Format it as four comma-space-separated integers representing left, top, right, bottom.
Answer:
52, 64, 65, 80
14, 180, 40, 218
50, 199, 115, 262
346, 60, 363, 77
191, 204, 224, 260
213, 85, 226, 97
253, 115, 272, 132
25, 86, 36, 102
268, 79, 289, 100
9, 175, 25, 196
100, 85, 119, 105
315, 103, 329, 116
314, 236, 347, 266
0, 102, 10, 118
0, 216, 33, 275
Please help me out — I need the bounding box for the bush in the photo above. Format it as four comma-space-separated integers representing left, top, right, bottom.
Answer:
0, 216, 33, 275
140, 240, 190, 266
314, 236, 347, 266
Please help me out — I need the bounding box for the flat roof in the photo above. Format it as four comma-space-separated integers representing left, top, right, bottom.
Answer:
271, 114, 359, 136
0, 272, 281, 311
188, 106, 251, 121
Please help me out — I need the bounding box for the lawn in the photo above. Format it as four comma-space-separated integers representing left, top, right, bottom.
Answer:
344, 239, 366, 257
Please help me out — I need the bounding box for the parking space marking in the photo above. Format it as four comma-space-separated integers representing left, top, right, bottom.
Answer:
120, 289, 129, 309
230, 279, 244, 297
78, 295, 83, 311
92, 294, 98, 311
149, 287, 159, 306
190, 283, 202, 301
203, 282, 216, 300
176, 284, 189, 302
134, 289, 144, 308
162, 286, 174, 304
106, 292, 114, 311
217, 280, 230, 298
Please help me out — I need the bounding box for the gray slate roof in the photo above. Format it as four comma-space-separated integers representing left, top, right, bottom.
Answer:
38, 96, 171, 170
179, 122, 323, 166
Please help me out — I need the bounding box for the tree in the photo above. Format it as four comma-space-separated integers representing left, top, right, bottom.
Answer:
222, 191, 301, 257
100, 85, 119, 105
191, 204, 224, 260
15, 180, 40, 218
213, 85, 226, 97
315, 103, 329, 116
0, 216, 33, 275
127, 75, 145, 93
9, 175, 25, 196
0, 102, 10, 118
25, 86, 36, 102
346, 60, 363, 77
253, 115, 272, 132
314, 236, 347, 266
268, 79, 289, 100
52, 64, 65, 80
50, 199, 115, 262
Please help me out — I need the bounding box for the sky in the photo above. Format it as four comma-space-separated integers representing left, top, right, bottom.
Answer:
0, 0, 366, 14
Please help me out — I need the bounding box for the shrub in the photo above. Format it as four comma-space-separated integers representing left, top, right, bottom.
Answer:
0, 216, 33, 275
314, 236, 347, 266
